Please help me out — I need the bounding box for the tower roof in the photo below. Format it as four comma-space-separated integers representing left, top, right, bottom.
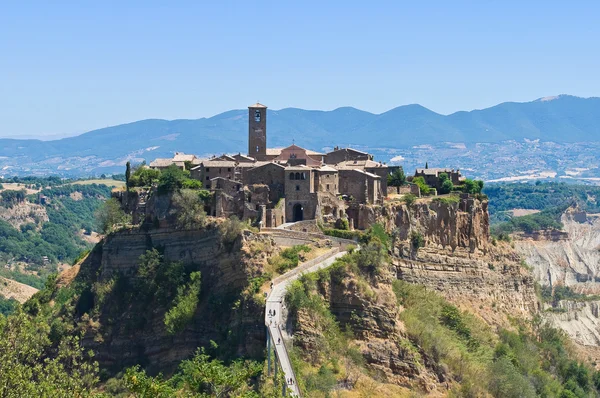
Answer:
248, 102, 267, 109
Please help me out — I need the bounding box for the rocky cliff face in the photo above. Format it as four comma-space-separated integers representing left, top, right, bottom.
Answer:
367, 197, 536, 326
72, 224, 275, 375
517, 209, 600, 355
360, 197, 490, 253
291, 197, 538, 393
517, 211, 600, 293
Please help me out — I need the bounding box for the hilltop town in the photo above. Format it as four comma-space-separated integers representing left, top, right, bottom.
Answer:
145, 103, 476, 230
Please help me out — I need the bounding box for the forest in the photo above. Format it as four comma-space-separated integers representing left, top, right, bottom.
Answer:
484, 182, 600, 234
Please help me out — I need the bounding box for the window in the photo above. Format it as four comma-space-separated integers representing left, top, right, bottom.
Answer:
206, 168, 210, 172
290, 173, 295, 180
219, 168, 222, 173
206, 184, 211, 189
326, 184, 330, 191
296, 185, 300, 191
228, 168, 231, 172
206, 176, 210, 180
301, 172, 306, 180
295, 172, 301, 180
256, 146, 259, 153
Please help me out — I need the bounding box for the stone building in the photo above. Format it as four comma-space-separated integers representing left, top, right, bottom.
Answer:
324, 147, 372, 164
151, 102, 414, 228
414, 168, 464, 190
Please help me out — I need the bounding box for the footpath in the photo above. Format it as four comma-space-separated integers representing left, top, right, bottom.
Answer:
264, 246, 350, 397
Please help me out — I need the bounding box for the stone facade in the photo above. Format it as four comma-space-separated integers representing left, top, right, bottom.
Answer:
414, 168, 464, 190
248, 103, 268, 160
245, 162, 285, 203
339, 169, 381, 205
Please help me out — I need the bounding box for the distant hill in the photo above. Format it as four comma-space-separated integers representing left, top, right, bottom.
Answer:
1, 94, 599, 176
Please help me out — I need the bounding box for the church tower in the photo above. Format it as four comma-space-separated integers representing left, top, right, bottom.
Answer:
248, 103, 267, 160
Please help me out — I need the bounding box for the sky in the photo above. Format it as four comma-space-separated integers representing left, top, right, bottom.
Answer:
1, 1, 599, 139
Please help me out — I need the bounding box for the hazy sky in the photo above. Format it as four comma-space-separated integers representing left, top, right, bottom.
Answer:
1, 1, 599, 138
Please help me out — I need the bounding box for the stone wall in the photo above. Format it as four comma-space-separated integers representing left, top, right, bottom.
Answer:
246, 163, 285, 203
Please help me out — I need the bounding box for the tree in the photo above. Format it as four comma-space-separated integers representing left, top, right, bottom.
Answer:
171, 189, 207, 230
0, 311, 99, 396
387, 168, 406, 187
164, 271, 201, 334
412, 176, 430, 195
425, 162, 428, 169
95, 198, 131, 233
125, 161, 131, 191
129, 167, 161, 188
438, 173, 454, 194
157, 165, 190, 194
463, 179, 484, 194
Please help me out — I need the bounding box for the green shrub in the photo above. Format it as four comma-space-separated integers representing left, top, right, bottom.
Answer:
164, 271, 202, 335
95, 198, 131, 233
322, 228, 362, 240
171, 189, 206, 230
129, 167, 160, 188
403, 193, 417, 205
412, 176, 430, 195
334, 218, 349, 230
410, 230, 424, 250
433, 195, 460, 205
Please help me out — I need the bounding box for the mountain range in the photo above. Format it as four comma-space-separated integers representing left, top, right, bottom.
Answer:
1, 94, 599, 176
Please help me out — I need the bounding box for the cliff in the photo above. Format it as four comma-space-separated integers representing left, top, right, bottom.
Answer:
69, 223, 275, 375
516, 211, 600, 293
288, 197, 539, 395
359, 196, 489, 253
367, 197, 536, 326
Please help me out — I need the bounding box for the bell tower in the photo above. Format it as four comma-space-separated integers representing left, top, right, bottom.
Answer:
248, 102, 267, 160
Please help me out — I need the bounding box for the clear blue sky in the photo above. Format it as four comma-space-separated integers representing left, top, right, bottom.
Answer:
1, 1, 599, 138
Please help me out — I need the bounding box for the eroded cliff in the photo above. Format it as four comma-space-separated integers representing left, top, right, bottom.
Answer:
70, 223, 275, 375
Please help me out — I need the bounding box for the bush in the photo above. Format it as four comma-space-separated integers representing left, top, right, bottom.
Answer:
403, 193, 416, 205
129, 167, 160, 188
334, 218, 349, 230
387, 168, 406, 187
171, 189, 206, 230
322, 228, 363, 240
164, 271, 202, 334
95, 198, 131, 233
157, 165, 191, 194
410, 230, 424, 250
219, 216, 244, 247
271, 245, 312, 273
463, 178, 484, 194
412, 176, 430, 195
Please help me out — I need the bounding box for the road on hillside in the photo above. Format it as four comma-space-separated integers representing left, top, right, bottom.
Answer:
265, 250, 348, 397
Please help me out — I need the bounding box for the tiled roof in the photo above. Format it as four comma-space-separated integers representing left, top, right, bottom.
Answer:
248, 162, 285, 170
334, 159, 387, 170
327, 147, 368, 155
318, 165, 338, 172
201, 160, 237, 167
340, 168, 381, 179
415, 168, 455, 175
266, 148, 283, 156
149, 158, 175, 167
173, 153, 196, 162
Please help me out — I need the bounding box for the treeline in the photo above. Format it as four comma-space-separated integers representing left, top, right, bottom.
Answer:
491, 206, 566, 235
485, 182, 600, 215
